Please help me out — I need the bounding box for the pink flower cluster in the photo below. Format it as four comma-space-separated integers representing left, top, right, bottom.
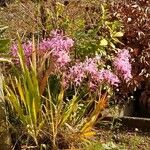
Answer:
11, 31, 132, 90
39, 30, 74, 68
69, 62, 86, 86
98, 69, 120, 86
113, 49, 132, 81
11, 41, 32, 65
39, 31, 73, 52
11, 30, 74, 68
65, 57, 120, 89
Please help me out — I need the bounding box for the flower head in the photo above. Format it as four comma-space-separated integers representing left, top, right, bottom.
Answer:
40, 30, 74, 53
98, 69, 120, 86
64, 56, 120, 89
39, 30, 74, 68
11, 41, 32, 65
114, 49, 132, 81
11, 30, 74, 69
68, 62, 85, 86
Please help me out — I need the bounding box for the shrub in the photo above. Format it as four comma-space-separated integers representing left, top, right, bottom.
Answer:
5, 40, 108, 149
109, 0, 150, 115
4, 29, 132, 148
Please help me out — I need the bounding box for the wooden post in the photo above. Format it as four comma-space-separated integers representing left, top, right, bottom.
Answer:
0, 69, 11, 150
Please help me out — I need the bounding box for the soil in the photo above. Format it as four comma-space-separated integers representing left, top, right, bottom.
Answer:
96, 123, 150, 150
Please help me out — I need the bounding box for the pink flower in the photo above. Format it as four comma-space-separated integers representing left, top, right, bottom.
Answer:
39, 30, 74, 53
114, 49, 132, 81
98, 69, 120, 86
54, 51, 71, 68
11, 30, 74, 68
39, 38, 53, 52
65, 56, 120, 88
69, 62, 85, 86
84, 57, 98, 75
39, 30, 74, 68
11, 41, 32, 65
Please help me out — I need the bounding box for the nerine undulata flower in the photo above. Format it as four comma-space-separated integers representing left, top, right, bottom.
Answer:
68, 62, 85, 86
39, 30, 74, 68
11, 41, 32, 65
39, 30, 74, 53
98, 69, 120, 86
65, 56, 120, 88
11, 30, 74, 68
114, 49, 132, 81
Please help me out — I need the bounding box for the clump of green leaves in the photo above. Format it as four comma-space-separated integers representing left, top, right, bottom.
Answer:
5, 37, 43, 146
4, 37, 108, 149
73, 4, 124, 58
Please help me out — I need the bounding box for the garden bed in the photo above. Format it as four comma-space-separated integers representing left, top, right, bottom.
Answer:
95, 128, 150, 150
94, 116, 150, 150
0, 0, 150, 149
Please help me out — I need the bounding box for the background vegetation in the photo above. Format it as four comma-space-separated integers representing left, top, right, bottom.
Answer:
0, 0, 149, 149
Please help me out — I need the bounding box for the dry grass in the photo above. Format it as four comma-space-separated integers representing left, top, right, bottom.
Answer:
96, 128, 150, 150
0, 1, 40, 40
